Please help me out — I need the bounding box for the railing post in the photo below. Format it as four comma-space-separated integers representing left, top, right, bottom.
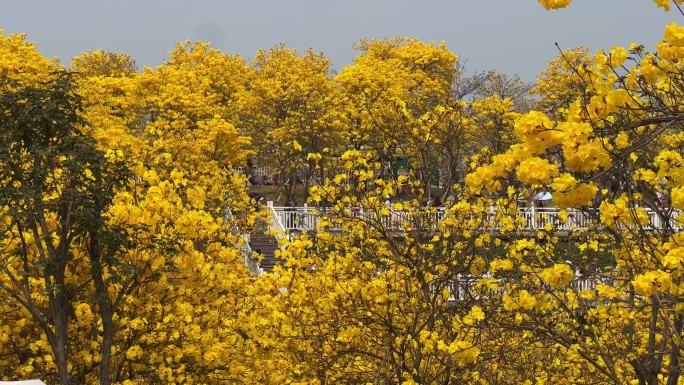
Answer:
303, 203, 309, 230
267, 201, 287, 238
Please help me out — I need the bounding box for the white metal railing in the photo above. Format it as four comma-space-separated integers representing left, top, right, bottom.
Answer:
267, 201, 289, 239
268, 204, 447, 233
446, 270, 615, 304
267, 204, 683, 234
262, 203, 646, 300
235, 166, 280, 185
571, 276, 611, 292
224, 207, 263, 275
240, 234, 262, 275
518, 207, 597, 231
269, 204, 319, 232
646, 208, 684, 230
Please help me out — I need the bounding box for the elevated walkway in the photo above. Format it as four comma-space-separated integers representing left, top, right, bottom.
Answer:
254, 203, 639, 306
267, 203, 682, 233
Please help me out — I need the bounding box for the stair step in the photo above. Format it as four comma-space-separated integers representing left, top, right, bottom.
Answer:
249, 234, 281, 273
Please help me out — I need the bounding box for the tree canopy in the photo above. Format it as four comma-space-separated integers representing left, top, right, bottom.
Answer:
2, 1, 684, 384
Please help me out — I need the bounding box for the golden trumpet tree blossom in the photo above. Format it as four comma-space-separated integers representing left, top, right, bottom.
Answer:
240, 46, 348, 199
5, 2, 684, 383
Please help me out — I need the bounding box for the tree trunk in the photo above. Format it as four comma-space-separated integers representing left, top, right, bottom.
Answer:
93, 270, 113, 385
89, 182, 113, 385
51, 289, 71, 385
665, 315, 683, 385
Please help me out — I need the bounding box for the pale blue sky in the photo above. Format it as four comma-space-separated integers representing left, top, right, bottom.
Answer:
0, 1, 679, 80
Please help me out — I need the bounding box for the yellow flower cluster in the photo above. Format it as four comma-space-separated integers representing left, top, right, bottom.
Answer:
503, 290, 537, 311
538, 0, 572, 10
600, 196, 649, 229
550, 173, 597, 209
665, 24, 684, 47
539, 263, 573, 288
632, 270, 672, 296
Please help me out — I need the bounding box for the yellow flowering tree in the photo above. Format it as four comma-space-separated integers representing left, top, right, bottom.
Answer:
70, 49, 137, 78
71, 41, 261, 384
533, 46, 594, 120
245, 159, 504, 383
240, 45, 348, 199
335, 39, 533, 198
0, 35, 259, 385
335, 37, 463, 193
471, 71, 535, 156
0, 30, 58, 92
9, 1, 684, 383
465, 2, 684, 383
0, 71, 134, 385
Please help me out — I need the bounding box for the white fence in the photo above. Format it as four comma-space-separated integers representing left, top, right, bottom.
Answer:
267, 204, 683, 233
240, 234, 262, 275
263, 204, 635, 300
517, 207, 596, 230
235, 166, 280, 185
445, 271, 615, 304
268, 205, 448, 232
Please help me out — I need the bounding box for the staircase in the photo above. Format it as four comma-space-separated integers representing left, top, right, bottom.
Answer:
249, 232, 280, 272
